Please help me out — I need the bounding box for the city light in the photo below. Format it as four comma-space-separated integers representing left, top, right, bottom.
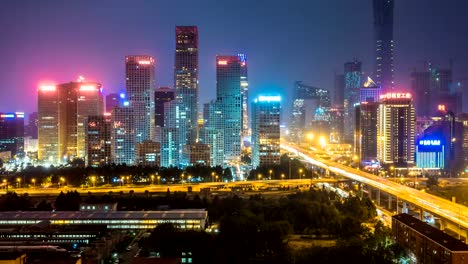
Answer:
120, 93, 126, 99
0, 114, 15, 118
138, 60, 151, 65
257, 95, 281, 102
379, 92, 411, 100
79, 85, 97, 91
39, 85, 56, 92
217, 60, 228, 65
419, 140, 441, 146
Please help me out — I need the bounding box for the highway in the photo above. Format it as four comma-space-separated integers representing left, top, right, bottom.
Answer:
281, 141, 468, 231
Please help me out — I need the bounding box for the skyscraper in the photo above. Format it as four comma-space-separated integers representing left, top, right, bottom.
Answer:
86, 114, 111, 167
344, 60, 362, 143
154, 87, 175, 142
238, 54, 249, 138
357, 102, 379, 161
251, 95, 281, 168
125, 55, 155, 143
373, 0, 394, 90
0, 112, 24, 158
216, 55, 243, 161
377, 92, 415, 167
111, 105, 135, 165
334, 74, 345, 107
38, 85, 60, 164
26, 112, 38, 139
175, 26, 198, 146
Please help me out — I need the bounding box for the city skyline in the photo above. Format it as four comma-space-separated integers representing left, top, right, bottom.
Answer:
2, 0, 468, 116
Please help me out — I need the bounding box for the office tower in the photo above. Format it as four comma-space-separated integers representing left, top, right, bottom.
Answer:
334, 74, 345, 107
344, 60, 362, 144
411, 64, 461, 117
85, 114, 111, 167
125, 55, 155, 143
111, 106, 134, 165
328, 107, 344, 143
175, 26, 198, 145
154, 87, 175, 142
160, 100, 180, 167
238, 54, 249, 138
57, 81, 103, 160
373, 0, 394, 90
216, 55, 243, 161
251, 95, 281, 168
357, 102, 379, 161
360, 78, 381, 103
377, 92, 415, 167
290, 81, 331, 142
201, 101, 224, 167
135, 140, 160, 167
182, 142, 210, 166
38, 85, 60, 164
106, 93, 124, 112
26, 112, 38, 139
0, 112, 25, 158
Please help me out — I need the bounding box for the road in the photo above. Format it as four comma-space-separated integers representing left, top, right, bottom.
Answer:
281, 141, 468, 231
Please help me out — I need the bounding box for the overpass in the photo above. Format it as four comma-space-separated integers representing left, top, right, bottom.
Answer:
281, 142, 468, 240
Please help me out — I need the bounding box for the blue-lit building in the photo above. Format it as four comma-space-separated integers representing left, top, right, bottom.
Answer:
416, 138, 445, 169
111, 105, 134, 165
344, 60, 362, 144
160, 100, 180, 167
0, 112, 25, 159
251, 96, 281, 168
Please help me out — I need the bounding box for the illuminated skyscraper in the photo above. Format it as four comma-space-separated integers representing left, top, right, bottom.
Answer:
111, 105, 135, 165
57, 81, 103, 160
38, 85, 60, 164
25, 112, 38, 139
251, 96, 281, 167
0, 112, 25, 158
356, 102, 379, 161
373, 0, 394, 90
125, 55, 155, 143
344, 60, 362, 143
154, 87, 175, 142
175, 26, 198, 146
201, 101, 224, 166
238, 54, 249, 138
86, 114, 111, 167
377, 92, 415, 167
216, 55, 243, 161
160, 100, 180, 167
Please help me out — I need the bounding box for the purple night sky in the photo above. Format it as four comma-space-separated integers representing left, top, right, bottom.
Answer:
1, 0, 468, 117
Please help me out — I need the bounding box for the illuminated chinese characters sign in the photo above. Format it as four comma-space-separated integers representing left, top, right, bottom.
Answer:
379, 92, 411, 100
419, 140, 441, 146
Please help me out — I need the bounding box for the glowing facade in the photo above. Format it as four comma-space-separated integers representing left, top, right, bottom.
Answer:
38, 85, 60, 163
154, 87, 175, 142
251, 96, 281, 167
344, 60, 362, 144
377, 93, 415, 166
373, 0, 394, 90
125, 55, 155, 143
215, 55, 243, 161
175, 26, 198, 147
238, 54, 249, 138
111, 106, 135, 165
85, 115, 111, 167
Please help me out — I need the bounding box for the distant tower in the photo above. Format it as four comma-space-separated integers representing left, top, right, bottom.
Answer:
111, 105, 135, 165
175, 26, 199, 146
86, 114, 111, 167
373, 0, 394, 90
377, 92, 416, 167
251, 96, 281, 168
344, 60, 362, 144
0, 112, 25, 158
238, 54, 249, 138
154, 87, 175, 142
125, 55, 155, 143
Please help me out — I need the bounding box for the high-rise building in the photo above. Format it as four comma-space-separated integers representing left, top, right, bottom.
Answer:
251, 95, 281, 168
344, 60, 362, 143
0, 112, 25, 158
155, 87, 175, 128
26, 112, 38, 139
216, 55, 243, 161
85, 114, 111, 167
175, 26, 198, 146
377, 92, 415, 167
135, 140, 160, 167
106, 93, 124, 112
125, 55, 155, 143
111, 106, 134, 165
201, 101, 224, 167
238, 54, 249, 138
160, 100, 180, 167
57, 81, 103, 161
373, 0, 394, 90
357, 102, 379, 161
182, 142, 210, 167
38, 85, 60, 164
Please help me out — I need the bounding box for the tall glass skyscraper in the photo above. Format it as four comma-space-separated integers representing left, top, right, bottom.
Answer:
216, 55, 243, 161
175, 26, 198, 146
125, 55, 155, 143
344, 60, 362, 144
373, 0, 394, 90
238, 54, 249, 138
111, 105, 135, 165
38, 85, 60, 164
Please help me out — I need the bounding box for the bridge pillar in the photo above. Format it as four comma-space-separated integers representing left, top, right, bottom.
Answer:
419, 208, 423, 221
439, 219, 447, 231
388, 195, 392, 211
402, 202, 407, 214
376, 188, 381, 207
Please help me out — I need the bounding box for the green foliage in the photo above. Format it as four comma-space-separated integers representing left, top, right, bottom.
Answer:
54, 191, 82, 211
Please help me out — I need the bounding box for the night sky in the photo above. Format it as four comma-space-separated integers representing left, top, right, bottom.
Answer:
1, 0, 468, 117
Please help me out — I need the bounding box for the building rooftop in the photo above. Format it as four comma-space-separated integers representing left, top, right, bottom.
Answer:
0, 209, 208, 221
393, 213, 468, 252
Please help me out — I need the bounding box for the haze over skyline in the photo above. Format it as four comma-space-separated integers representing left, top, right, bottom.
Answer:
1, 0, 468, 116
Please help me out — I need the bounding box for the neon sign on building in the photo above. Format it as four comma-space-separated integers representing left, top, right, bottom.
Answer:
379, 92, 411, 100
419, 140, 441, 146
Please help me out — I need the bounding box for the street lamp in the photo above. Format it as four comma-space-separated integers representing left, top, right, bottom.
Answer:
31, 178, 36, 188
91, 176, 96, 188
269, 169, 273, 179
16, 178, 21, 188
281, 173, 285, 180
258, 174, 262, 181
299, 169, 303, 180
211, 172, 215, 182
151, 175, 155, 185
215, 175, 219, 182
157, 175, 161, 185
188, 175, 192, 183
60, 177, 65, 188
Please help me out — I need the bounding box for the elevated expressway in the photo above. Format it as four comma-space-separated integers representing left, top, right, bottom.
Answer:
281, 141, 468, 240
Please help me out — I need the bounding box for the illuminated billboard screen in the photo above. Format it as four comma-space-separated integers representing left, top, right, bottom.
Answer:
417, 138, 444, 152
